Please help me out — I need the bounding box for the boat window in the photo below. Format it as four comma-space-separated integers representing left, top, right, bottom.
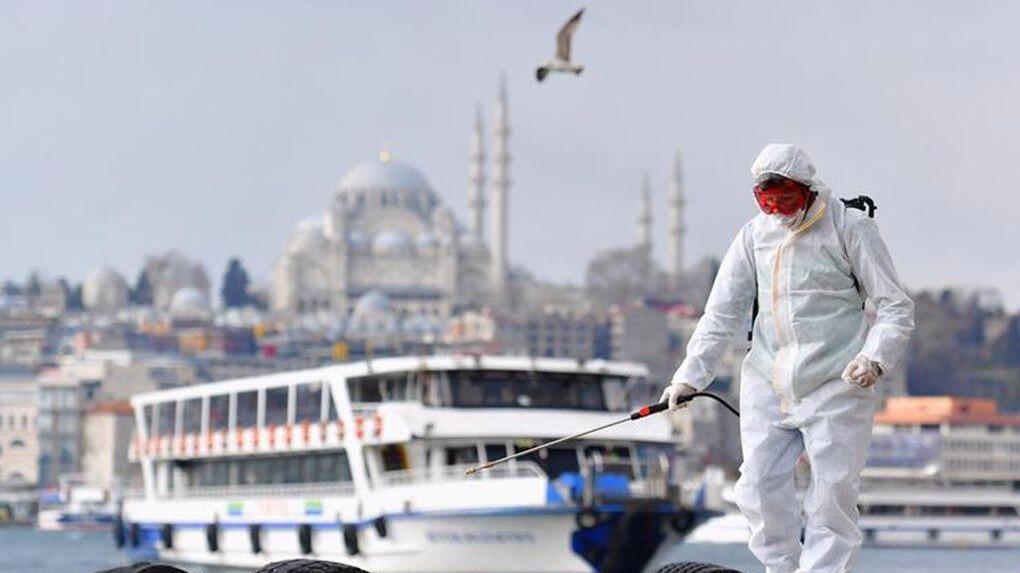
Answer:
236, 391, 258, 428
265, 386, 289, 426
525, 446, 580, 479
156, 401, 176, 436
449, 370, 619, 411
209, 395, 229, 432
295, 383, 324, 424
348, 377, 383, 402
602, 378, 628, 411
445, 446, 479, 465
198, 452, 352, 488
381, 376, 410, 401
380, 444, 410, 471
143, 405, 155, 436
485, 444, 508, 463
181, 398, 202, 434
326, 392, 339, 421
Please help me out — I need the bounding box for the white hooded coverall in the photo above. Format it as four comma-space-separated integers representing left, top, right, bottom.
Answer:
670, 144, 914, 573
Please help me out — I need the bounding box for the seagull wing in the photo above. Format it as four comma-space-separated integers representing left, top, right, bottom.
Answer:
555, 8, 584, 61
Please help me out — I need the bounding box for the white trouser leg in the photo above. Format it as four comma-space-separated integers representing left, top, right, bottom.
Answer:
734, 375, 804, 573
797, 381, 877, 573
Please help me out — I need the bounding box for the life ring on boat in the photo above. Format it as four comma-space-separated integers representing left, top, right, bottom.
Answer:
298, 523, 313, 555
206, 522, 220, 552
285, 424, 295, 446
342, 523, 360, 556
160, 523, 174, 549
249, 524, 263, 554
267, 424, 276, 448
355, 417, 365, 439
653, 563, 742, 573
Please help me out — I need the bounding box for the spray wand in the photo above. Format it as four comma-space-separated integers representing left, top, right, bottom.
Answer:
465, 392, 739, 475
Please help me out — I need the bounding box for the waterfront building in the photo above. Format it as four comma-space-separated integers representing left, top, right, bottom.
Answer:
0, 368, 39, 487
866, 396, 1020, 485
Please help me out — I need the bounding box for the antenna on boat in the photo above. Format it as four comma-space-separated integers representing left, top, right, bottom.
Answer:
465, 392, 740, 475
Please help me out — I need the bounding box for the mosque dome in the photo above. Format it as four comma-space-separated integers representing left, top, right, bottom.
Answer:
337, 158, 433, 195
82, 267, 129, 312
348, 290, 398, 336
169, 287, 210, 319
288, 218, 328, 254
352, 290, 393, 317
373, 230, 414, 254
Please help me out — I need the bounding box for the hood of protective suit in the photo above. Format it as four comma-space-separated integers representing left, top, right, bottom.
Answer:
751, 144, 817, 187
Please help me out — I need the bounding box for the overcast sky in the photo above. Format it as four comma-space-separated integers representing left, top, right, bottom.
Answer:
3, 1, 1019, 308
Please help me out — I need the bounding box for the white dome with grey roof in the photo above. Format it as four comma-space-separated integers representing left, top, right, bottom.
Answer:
337, 158, 434, 195
169, 287, 210, 320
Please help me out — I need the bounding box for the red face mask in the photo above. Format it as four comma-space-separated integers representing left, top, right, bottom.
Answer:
753, 178, 811, 216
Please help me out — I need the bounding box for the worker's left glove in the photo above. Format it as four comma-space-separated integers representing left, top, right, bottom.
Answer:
841, 353, 883, 389
660, 383, 698, 411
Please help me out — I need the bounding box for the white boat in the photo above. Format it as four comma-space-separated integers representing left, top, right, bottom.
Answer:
685, 484, 1020, 548
37, 474, 118, 532
119, 355, 703, 572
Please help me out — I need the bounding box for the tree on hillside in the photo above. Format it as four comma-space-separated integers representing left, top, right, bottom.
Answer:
221, 258, 252, 308
131, 268, 153, 305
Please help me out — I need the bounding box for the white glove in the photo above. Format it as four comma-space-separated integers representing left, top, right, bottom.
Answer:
660, 383, 698, 411
841, 354, 883, 389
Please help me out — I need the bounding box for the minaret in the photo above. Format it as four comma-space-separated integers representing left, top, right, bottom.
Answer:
489, 76, 510, 299
638, 172, 653, 280
468, 103, 486, 240
638, 172, 652, 248
668, 151, 686, 289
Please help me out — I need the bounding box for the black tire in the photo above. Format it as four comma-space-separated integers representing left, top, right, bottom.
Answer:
655, 563, 743, 573
252, 559, 371, 573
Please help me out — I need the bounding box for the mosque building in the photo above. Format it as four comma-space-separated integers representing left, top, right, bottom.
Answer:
269, 78, 690, 337
270, 81, 513, 325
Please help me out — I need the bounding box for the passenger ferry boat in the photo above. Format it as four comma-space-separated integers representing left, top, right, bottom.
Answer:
119, 356, 700, 572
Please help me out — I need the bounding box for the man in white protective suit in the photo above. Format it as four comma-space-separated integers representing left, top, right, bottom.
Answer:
661, 143, 915, 573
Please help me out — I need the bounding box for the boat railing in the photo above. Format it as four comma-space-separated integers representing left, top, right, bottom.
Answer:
376, 461, 545, 488
580, 454, 671, 504
162, 481, 357, 500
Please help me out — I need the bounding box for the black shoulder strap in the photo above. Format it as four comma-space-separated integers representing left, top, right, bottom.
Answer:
840, 195, 877, 218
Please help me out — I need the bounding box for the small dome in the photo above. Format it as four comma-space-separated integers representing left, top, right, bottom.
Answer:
82, 267, 129, 312
288, 218, 328, 254
337, 159, 432, 194
415, 231, 438, 249
169, 287, 210, 318
348, 290, 398, 336
373, 230, 414, 254
352, 290, 392, 317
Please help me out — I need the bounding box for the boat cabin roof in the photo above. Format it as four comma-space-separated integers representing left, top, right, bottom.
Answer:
130, 355, 649, 408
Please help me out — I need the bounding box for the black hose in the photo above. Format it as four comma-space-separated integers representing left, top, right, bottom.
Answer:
687, 392, 741, 417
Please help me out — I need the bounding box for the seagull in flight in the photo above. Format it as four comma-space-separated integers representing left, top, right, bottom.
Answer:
536, 8, 585, 83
